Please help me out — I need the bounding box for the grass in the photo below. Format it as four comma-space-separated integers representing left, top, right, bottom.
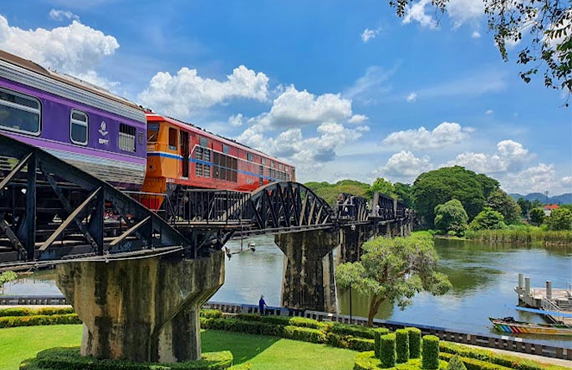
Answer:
0, 325, 357, 370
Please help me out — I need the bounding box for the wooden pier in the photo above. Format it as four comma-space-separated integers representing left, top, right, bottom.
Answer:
515, 274, 572, 325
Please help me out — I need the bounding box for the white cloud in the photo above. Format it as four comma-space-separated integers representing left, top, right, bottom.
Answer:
0, 14, 118, 77
375, 151, 433, 182
448, 139, 530, 173
472, 31, 481, 38
344, 66, 397, 101
348, 114, 368, 124
406, 92, 417, 102
382, 122, 472, 150
562, 176, 572, 186
138, 65, 269, 118
502, 164, 557, 193
485, 109, 494, 115
49, 9, 80, 22
228, 113, 244, 127
361, 28, 380, 43
403, 0, 437, 29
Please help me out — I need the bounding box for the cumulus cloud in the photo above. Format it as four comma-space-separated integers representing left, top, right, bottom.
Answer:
406, 92, 417, 102
403, 0, 484, 29
562, 176, 572, 186
375, 151, 433, 182
0, 14, 118, 77
472, 31, 481, 38
138, 65, 269, 118
49, 9, 80, 22
361, 28, 380, 43
348, 114, 368, 124
485, 109, 494, 115
228, 113, 244, 127
382, 122, 472, 150
448, 139, 530, 173
403, 0, 437, 28
501, 164, 557, 193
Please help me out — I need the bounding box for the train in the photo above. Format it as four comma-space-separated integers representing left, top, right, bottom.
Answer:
0, 49, 295, 212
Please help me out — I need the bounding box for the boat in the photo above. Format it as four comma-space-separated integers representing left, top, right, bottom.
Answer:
489, 317, 572, 336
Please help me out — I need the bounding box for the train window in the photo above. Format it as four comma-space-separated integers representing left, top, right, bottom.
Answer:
70, 110, 88, 145
200, 136, 208, 147
195, 147, 203, 177
119, 124, 136, 152
203, 149, 211, 178
278, 164, 282, 170
147, 123, 160, 143
168, 128, 177, 150
261, 158, 266, 165
223, 144, 229, 154
0, 88, 41, 135
247, 153, 253, 162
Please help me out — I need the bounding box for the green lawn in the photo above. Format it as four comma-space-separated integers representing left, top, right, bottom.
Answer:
0, 325, 357, 370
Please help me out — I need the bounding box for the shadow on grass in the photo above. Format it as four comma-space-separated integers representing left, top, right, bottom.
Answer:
201, 330, 279, 364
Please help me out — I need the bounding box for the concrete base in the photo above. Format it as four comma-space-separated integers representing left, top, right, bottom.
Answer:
56, 252, 225, 363
275, 230, 339, 312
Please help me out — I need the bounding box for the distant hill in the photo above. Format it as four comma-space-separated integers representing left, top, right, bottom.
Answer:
509, 192, 572, 204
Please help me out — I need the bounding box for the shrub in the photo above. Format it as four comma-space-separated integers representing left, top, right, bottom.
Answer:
282, 325, 326, 343
288, 316, 325, 329
200, 310, 223, 319
374, 328, 390, 358
379, 333, 396, 368
260, 315, 292, 326
0, 307, 74, 317
228, 364, 252, 370
422, 335, 440, 370
354, 351, 381, 370
200, 318, 283, 337
406, 327, 422, 359
447, 355, 467, 370
326, 332, 348, 348
0, 314, 80, 328
347, 337, 375, 352
396, 329, 410, 363
440, 352, 510, 370
328, 322, 376, 339
21, 347, 234, 370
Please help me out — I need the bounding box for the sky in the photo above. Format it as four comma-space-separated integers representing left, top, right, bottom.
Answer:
0, 0, 571, 195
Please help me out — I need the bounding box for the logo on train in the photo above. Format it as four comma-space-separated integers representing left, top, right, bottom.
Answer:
98, 121, 109, 145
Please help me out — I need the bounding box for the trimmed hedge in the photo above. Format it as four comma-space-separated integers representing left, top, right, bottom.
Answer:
329, 322, 376, 339
0, 307, 74, 317
380, 333, 396, 368
440, 352, 511, 370
347, 337, 374, 352
201, 318, 283, 337
20, 347, 233, 370
0, 314, 80, 328
446, 355, 467, 370
422, 335, 440, 370
354, 351, 448, 370
406, 327, 421, 359
439, 342, 569, 370
374, 328, 388, 358
288, 316, 326, 330
200, 310, 223, 319
283, 325, 326, 343
396, 329, 410, 363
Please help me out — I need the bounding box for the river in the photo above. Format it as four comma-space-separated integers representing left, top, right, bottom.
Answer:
3, 235, 571, 348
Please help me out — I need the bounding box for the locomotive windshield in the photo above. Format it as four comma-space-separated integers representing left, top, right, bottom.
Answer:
147, 123, 159, 143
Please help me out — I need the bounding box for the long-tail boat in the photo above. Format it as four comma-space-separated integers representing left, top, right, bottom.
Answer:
489, 316, 572, 336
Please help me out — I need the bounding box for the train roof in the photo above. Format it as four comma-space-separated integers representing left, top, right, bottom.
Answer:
0, 49, 144, 120
146, 113, 294, 167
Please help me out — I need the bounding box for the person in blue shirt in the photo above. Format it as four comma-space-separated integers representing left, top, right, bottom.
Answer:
259, 295, 268, 316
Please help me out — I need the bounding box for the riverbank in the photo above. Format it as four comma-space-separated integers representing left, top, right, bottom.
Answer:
464, 228, 572, 246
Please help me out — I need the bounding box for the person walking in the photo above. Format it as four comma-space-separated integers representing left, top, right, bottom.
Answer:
258, 295, 268, 316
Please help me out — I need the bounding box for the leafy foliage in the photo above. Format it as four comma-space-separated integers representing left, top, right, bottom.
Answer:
394, 182, 414, 208
546, 207, 572, 230
517, 198, 532, 217
446, 355, 468, 370
469, 207, 507, 230
305, 180, 371, 206
388, 0, 572, 95
486, 190, 521, 224
422, 335, 440, 370
367, 178, 397, 199
0, 271, 17, 292
406, 327, 422, 359
412, 166, 499, 223
529, 208, 545, 226
335, 233, 451, 326
396, 329, 410, 363
380, 334, 396, 367
434, 199, 469, 235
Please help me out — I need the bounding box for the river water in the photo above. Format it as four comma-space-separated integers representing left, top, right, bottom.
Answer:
3, 236, 571, 348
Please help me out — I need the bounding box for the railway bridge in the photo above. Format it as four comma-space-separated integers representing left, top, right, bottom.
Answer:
0, 133, 413, 363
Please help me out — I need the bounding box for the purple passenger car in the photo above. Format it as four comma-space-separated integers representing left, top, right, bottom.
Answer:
0, 50, 146, 190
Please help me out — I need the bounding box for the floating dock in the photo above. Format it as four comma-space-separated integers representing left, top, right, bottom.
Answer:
515, 274, 572, 325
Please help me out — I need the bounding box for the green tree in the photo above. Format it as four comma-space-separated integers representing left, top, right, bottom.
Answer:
434, 199, 469, 236
517, 198, 532, 217
546, 208, 572, 230
469, 207, 506, 230
394, 182, 413, 208
531, 199, 543, 208
529, 207, 546, 226
412, 166, 499, 223
335, 233, 451, 326
0, 271, 17, 293
486, 190, 521, 224
388, 0, 572, 94
366, 177, 396, 199
305, 179, 370, 206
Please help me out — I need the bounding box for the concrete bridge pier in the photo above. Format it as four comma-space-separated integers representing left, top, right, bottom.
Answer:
338, 224, 373, 263
275, 230, 339, 312
56, 252, 225, 363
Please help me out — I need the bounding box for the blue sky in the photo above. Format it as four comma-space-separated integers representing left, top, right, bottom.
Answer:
1, 0, 571, 195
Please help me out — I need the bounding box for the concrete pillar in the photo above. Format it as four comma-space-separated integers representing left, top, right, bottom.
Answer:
338, 225, 370, 263
518, 273, 523, 289
546, 281, 552, 300
525, 277, 531, 295
275, 230, 339, 312
56, 252, 225, 363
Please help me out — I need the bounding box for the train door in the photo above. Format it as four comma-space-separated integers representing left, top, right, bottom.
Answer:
181, 131, 189, 178
259, 165, 264, 187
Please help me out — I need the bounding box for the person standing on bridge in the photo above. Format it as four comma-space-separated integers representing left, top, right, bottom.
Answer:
259, 295, 268, 316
